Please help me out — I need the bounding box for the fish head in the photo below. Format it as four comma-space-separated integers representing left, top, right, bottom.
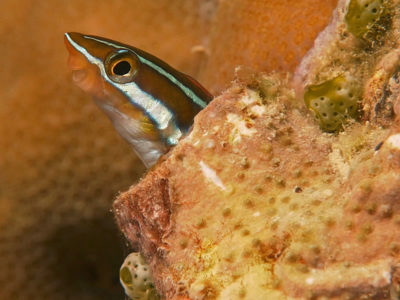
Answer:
64, 32, 168, 167
64, 32, 211, 168
64, 32, 141, 104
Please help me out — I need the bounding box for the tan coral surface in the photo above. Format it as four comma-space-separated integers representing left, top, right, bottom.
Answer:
1, 0, 340, 299
115, 78, 400, 300
114, 0, 400, 298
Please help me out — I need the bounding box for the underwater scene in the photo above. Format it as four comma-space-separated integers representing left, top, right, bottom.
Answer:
8, 0, 400, 299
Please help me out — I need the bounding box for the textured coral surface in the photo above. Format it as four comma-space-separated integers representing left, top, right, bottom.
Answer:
1, 0, 339, 299
115, 78, 400, 300
199, 0, 338, 94
114, 0, 400, 298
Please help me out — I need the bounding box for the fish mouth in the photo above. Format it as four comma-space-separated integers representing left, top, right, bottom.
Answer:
64, 32, 102, 93
64, 33, 90, 81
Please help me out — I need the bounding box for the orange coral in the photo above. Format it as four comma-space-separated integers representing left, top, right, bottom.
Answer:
0, 0, 338, 299
199, 0, 338, 93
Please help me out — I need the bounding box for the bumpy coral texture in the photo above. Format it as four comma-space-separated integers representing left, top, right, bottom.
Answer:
0, 0, 340, 300
199, 0, 338, 94
115, 0, 400, 298
0, 0, 339, 299
115, 79, 400, 300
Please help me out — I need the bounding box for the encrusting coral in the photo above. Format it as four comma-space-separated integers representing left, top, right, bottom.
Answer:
115, 0, 400, 299
198, 0, 338, 94
1, 0, 340, 298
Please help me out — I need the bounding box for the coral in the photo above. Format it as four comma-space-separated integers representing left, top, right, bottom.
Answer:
114, 0, 400, 298
0, 0, 341, 297
4, 0, 392, 299
115, 75, 400, 299
294, 0, 399, 127
198, 0, 338, 93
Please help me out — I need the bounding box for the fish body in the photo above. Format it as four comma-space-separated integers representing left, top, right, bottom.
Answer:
64, 32, 212, 167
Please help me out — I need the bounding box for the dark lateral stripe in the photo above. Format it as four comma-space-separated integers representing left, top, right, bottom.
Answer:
84, 35, 212, 108
136, 54, 209, 109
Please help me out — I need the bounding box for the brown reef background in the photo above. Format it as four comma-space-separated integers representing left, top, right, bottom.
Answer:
0, 0, 336, 299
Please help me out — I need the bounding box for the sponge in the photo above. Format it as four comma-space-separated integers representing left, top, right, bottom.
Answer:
304, 75, 360, 132
120, 252, 159, 300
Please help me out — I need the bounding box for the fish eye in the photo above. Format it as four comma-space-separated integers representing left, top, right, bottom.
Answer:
105, 50, 139, 84
113, 60, 131, 76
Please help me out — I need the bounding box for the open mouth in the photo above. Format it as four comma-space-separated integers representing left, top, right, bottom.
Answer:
64, 34, 100, 93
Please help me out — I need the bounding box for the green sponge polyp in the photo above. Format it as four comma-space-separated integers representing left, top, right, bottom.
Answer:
304, 75, 360, 132
120, 252, 159, 300
345, 0, 389, 40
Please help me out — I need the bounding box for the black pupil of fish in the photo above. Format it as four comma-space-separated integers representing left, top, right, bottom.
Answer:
113, 60, 131, 76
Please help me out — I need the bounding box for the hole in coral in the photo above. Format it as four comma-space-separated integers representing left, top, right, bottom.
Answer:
320, 97, 325, 101
333, 112, 338, 116
322, 113, 327, 117
294, 187, 302, 193
339, 101, 344, 106
349, 93, 353, 98
372, 8, 377, 13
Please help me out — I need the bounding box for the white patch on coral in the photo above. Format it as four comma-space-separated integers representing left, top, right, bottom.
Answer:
199, 161, 226, 190
227, 114, 257, 144
250, 105, 266, 117
306, 277, 314, 285
323, 189, 333, 197
329, 147, 350, 180
205, 139, 215, 149
276, 258, 393, 293
382, 270, 391, 284
253, 211, 261, 217
241, 89, 260, 105
386, 133, 400, 150
185, 129, 196, 142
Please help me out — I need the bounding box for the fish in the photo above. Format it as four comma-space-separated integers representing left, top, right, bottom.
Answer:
64, 32, 213, 168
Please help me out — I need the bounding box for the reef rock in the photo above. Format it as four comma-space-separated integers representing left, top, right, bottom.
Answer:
114, 0, 400, 299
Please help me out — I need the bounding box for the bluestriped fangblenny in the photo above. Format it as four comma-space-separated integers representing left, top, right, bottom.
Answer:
64, 32, 212, 167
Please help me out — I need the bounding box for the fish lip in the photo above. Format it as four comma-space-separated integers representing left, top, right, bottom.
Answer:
64, 32, 85, 55
64, 32, 89, 72
64, 32, 84, 46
